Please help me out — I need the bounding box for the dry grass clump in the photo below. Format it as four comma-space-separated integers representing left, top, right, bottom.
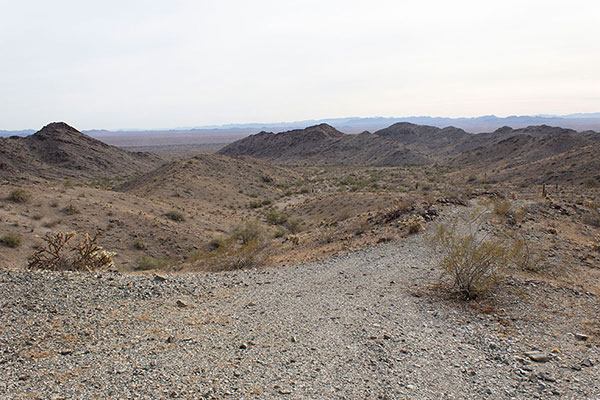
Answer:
0, 232, 23, 248
28, 232, 114, 272
7, 188, 31, 203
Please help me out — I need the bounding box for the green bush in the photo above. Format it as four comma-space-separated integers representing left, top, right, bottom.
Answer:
7, 188, 31, 203
0, 233, 23, 248
265, 210, 287, 225
274, 225, 287, 238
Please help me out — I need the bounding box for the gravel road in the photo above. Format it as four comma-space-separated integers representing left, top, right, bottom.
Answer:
1, 233, 598, 399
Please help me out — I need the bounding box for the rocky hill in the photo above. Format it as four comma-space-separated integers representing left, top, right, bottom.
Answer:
218, 124, 429, 166
0, 122, 161, 182
373, 122, 473, 155
448, 125, 597, 168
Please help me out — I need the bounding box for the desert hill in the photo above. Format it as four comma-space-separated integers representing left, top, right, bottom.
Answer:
373, 122, 472, 155
118, 153, 300, 206
0, 122, 161, 182
448, 125, 597, 168
218, 123, 428, 166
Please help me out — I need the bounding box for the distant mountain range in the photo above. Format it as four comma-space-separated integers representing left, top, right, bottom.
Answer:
3, 113, 600, 140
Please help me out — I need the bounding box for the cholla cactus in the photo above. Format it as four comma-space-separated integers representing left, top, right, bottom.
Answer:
28, 231, 115, 271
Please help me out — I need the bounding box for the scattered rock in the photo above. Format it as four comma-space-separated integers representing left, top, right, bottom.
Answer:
524, 351, 550, 363
581, 359, 594, 368
574, 333, 589, 341
154, 274, 168, 282
176, 300, 188, 308
538, 372, 556, 382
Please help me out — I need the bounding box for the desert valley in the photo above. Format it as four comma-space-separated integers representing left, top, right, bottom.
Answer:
1, 120, 599, 398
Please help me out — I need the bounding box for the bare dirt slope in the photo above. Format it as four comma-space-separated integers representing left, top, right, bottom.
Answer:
1, 229, 598, 399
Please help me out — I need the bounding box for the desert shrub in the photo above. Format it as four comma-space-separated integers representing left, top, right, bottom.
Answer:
298, 186, 310, 194
62, 203, 80, 215
431, 212, 510, 299
248, 200, 263, 209
232, 219, 263, 245
584, 177, 599, 188
132, 238, 146, 250
136, 255, 169, 270
492, 200, 512, 219
7, 188, 31, 203
274, 225, 287, 238
285, 218, 302, 234
0, 232, 23, 248
208, 236, 225, 251
165, 210, 185, 222
28, 232, 115, 271
265, 210, 287, 225
403, 215, 425, 234
318, 225, 335, 244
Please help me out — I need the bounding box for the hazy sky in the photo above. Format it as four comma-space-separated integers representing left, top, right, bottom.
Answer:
2, 0, 599, 130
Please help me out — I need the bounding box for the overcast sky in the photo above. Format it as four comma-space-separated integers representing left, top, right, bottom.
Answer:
1, 0, 599, 130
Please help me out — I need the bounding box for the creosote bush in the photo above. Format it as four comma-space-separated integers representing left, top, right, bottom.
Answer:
165, 210, 185, 222
0, 232, 23, 248
430, 212, 510, 299
7, 188, 31, 203
232, 219, 263, 245
28, 232, 115, 272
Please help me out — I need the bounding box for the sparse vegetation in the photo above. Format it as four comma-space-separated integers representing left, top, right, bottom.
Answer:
136, 255, 169, 270
165, 210, 185, 222
0, 232, 23, 248
28, 232, 114, 271
7, 188, 31, 203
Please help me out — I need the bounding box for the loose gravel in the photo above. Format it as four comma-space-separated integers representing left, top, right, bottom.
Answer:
1, 234, 598, 399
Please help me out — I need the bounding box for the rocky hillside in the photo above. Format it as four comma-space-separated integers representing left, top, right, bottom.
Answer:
0, 122, 161, 182
218, 124, 429, 166
449, 125, 598, 168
